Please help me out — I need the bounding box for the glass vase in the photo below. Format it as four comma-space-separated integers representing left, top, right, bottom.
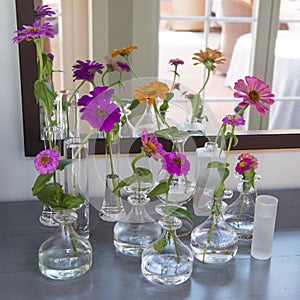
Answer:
113, 187, 163, 257
39, 125, 63, 227
99, 131, 125, 222
190, 197, 238, 264
64, 138, 90, 239
141, 214, 194, 286
38, 210, 92, 280
224, 176, 260, 241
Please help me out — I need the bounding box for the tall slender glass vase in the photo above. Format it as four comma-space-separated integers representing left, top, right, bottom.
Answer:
64, 138, 90, 239
39, 125, 63, 227
99, 131, 125, 222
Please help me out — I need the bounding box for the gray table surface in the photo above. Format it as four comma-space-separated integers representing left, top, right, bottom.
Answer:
1, 189, 300, 300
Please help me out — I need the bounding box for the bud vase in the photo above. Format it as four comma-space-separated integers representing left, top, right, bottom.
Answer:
99, 131, 125, 222
141, 214, 194, 286
38, 210, 92, 280
190, 197, 238, 264
64, 138, 90, 239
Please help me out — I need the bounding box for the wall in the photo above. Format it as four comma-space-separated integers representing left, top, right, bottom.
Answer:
0, 0, 299, 203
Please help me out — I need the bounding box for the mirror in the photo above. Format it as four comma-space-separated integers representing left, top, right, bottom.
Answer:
15, 0, 300, 157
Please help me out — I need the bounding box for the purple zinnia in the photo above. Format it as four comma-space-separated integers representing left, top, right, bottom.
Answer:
222, 114, 246, 126
78, 86, 109, 112
80, 89, 121, 133
141, 130, 166, 161
34, 5, 56, 21
72, 59, 104, 82
162, 152, 190, 176
34, 149, 60, 175
233, 76, 275, 116
235, 159, 252, 175
169, 58, 184, 67
104, 55, 130, 72
13, 22, 56, 44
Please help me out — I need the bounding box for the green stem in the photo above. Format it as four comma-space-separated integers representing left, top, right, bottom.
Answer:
198, 68, 211, 95
131, 152, 146, 204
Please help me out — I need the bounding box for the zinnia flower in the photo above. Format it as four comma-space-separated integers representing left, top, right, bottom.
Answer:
134, 81, 169, 105
80, 88, 121, 133
169, 58, 184, 67
235, 159, 252, 175
141, 130, 166, 161
72, 59, 104, 82
34, 5, 56, 21
222, 114, 246, 126
78, 86, 109, 112
111, 45, 138, 57
34, 149, 60, 174
238, 153, 258, 169
104, 55, 130, 72
13, 22, 56, 44
162, 152, 190, 176
192, 47, 225, 71
233, 76, 275, 115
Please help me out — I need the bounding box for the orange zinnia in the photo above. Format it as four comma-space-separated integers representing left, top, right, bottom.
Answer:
134, 81, 169, 105
192, 47, 225, 71
111, 45, 138, 57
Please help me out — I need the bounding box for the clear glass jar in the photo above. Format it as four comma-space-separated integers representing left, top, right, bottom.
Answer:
38, 210, 92, 280
190, 198, 238, 264
141, 215, 194, 286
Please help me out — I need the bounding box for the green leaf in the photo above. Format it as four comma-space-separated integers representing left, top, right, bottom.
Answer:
42, 52, 53, 78
214, 182, 226, 199
32, 173, 53, 195
56, 159, 73, 171
112, 174, 136, 194
162, 206, 193, 224
136, 167, 153, 183
153, 238, 167, 253
34, 184, 63, 209
159, 100, 169, 112
190, 93, 203, 119
146, 181, 169, 198
129, 99, 139, 110
34, 79, 56, 115
61, 193, 84, 209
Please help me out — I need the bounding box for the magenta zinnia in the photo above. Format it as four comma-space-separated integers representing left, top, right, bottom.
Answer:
81, 88, 121, 133
233, 76, 275, 115
238, 153, 258, 169
34, 5, 56, 21
34, 149, 60, 175
162, 152, 190, 176
72, 59, 104, 82
78, 86, 109, 112
141, 130, 166, 161
222, 114, 246, 126
235, 159, 252, 175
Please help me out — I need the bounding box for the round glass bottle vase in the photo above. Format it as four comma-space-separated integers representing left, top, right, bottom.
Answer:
64, 138, 90, 239
190, 198, 238, 264
39, 125, 63, 227
38, 210, 92, 280
141, 215, 194, 286
113, 188, 163, 257
193, 141, 225, 216
224, 179, 256, 241
99, 131, 125, 222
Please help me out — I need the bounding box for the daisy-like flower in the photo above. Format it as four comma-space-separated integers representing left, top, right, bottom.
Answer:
162, 152, 190, 177
111, 45, 138, 57
81, 88, 121, 133
238, 153, 258, 169
192, 47, 226, 71
134, 81, 169, 105
13, 22, 56, 44
222, 114, 246, 126
235, 159, 252, 175
234, 76, 275, 115
104, 55, 130, 72
169, 58, 184, 67
34, 149, 60, 175
78, 86, 109, 112
141, 130, 166, 161
34, 5, 56, 21
72, 59, 104, 82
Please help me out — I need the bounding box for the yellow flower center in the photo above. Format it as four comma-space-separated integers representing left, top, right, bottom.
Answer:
173, 157, 182, 165
248, 89, 260, 102
146, 142, 157, 153
96, 108, 107, 118
240, 161, 247, 168
40, 155, 49, 164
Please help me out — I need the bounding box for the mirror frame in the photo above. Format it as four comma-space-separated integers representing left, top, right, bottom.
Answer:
15, 0, 300, 157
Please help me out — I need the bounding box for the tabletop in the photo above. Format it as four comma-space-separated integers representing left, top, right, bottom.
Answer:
0, 189, 300, 300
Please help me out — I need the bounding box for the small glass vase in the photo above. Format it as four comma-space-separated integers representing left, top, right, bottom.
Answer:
141, 214, 194, 286
99, 132, 126, 222
64, 138, 90, 239
113, 186, 163, 257
190, 197, 238, 264
224, 176, 260, 241
38, 210, 92, 280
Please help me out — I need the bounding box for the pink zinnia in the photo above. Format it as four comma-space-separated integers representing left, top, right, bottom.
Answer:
233, 76, 275, 115
141, 130, 166, 161
34, 149, 60, 174
222, 114, 246, 126
162, 152, 190, 176
238, 153, 258, 169
235, 159, 252, 175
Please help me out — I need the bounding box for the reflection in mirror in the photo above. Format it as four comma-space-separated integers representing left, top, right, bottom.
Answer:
15, 0, 300, 157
